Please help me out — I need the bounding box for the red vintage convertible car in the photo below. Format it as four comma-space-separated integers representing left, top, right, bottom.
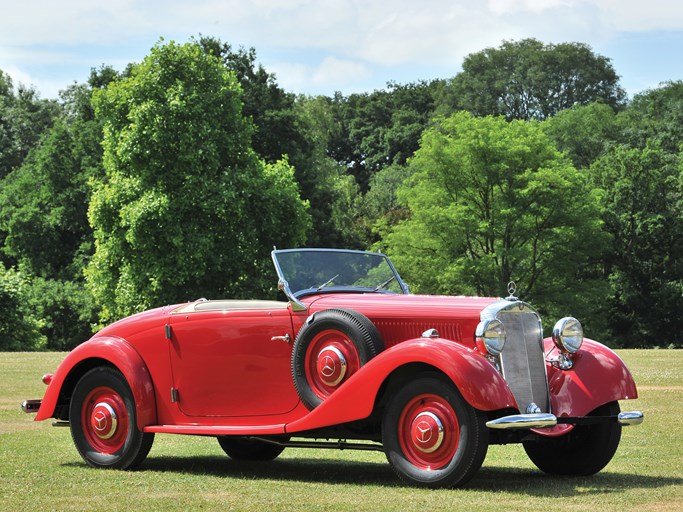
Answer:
23, 248, 643, 488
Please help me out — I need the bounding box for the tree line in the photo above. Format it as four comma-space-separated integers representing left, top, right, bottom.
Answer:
0, 37, 681, 350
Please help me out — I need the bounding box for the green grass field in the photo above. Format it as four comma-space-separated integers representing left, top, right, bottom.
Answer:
1, 350, 681, 511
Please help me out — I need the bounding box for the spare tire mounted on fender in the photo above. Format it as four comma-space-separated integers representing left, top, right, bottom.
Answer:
292, 308, 385, 410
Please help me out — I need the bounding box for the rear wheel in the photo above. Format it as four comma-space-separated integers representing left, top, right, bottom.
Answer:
523, 401, 622, 475
217, 436, 287, 461
69, 367, 154, 469
382, 375, 488, 488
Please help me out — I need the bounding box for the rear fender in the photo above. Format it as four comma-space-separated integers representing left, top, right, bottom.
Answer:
285, 337, 516, 433
546, 337, 638, 418
35, 336, 156, 430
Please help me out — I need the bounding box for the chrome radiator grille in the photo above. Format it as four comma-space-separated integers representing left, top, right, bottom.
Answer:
498, 309, 549, 413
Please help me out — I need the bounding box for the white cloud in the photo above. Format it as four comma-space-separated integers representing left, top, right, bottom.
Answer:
266, 61, 312, 91
0, 0, 681, 97
488, 0, 579, 16
312, 56, 372, 87
594, 0, 683, 31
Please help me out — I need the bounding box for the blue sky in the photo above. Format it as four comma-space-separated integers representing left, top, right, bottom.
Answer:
1, 0, 681, 100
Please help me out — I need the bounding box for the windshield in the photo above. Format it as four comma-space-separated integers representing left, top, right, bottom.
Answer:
272, 249, 407, 309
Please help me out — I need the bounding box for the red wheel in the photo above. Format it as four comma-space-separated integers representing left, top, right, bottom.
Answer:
382, 374, 488, 488
81, 386, 129, 454
70, 367, 154, 469
304, 329, 362, 400
397, 394, 460, 470
292, 309, 384, 409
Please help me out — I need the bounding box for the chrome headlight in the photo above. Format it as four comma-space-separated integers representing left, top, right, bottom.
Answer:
552, 317, 583, 353
475, 318, 506, 356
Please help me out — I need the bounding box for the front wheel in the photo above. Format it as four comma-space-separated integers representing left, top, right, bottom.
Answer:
382, 374, 489, 488
523, 401, 622, 475
69, 366, 154, 469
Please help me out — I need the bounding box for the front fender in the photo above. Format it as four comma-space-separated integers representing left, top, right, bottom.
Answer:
35, 336, 157, 430
286, 338, 516, 433
546, 338, 638, 418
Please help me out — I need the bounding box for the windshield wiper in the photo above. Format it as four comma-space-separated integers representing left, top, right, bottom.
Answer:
373, 275, 396, 292
316, 274, 340, 291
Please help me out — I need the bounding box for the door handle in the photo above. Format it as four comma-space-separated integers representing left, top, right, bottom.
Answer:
271, 334, 291, 344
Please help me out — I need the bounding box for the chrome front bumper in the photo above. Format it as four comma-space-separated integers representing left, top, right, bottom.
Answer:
486, 410, 644, 430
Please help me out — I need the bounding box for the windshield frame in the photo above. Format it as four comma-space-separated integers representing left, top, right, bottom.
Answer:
271, 248, 409, 311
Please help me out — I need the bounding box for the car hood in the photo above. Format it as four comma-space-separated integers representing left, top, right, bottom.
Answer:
305, 293, 499, 320
303, 293, 499, 347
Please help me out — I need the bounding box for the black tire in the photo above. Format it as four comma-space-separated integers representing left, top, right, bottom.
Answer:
381, 374, 489, 488
69, 366, 154, 469
217, 436, 288, 461
292, 308, 384, 409
523, 401, 622, 475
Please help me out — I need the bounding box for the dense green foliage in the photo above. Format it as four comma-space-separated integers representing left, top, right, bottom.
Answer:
382, 113, 609, 330
0, 264, 46, 350
441, 39, 626, 121
0, 37, 680, 349
86, 41, 309, 323
590, 144, 682, 346
0, 71, 60, 180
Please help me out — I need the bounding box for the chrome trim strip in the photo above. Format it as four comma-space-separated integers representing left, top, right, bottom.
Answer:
618, 411, 644, 426
253, 437, 386, 452
486, 413, 558, 430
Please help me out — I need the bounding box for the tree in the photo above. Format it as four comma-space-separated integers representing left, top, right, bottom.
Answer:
441, 39, 626, 121
0, 264, 46, 350
291, 94, 365, 248
327, 81, 440, 192
197, 36, 307, 166
589, 144, 682, 347
299, 83, 439, 247
0, 71, 60, 179
383, 112, 609, 330
86, 40, 310, 323
618, 80, 683, 154
542, 102, 620, 169
357, 163, 414, 246
198, 36, 362, 248
0, 67, 116, 349
0, 119, 94, 278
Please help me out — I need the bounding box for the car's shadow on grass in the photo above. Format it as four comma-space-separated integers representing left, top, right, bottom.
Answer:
140, 455, 401, 486
66, 455, 683, 493
471, 466, 683, 496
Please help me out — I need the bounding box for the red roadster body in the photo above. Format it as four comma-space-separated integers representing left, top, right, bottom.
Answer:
23, 248, 643, 488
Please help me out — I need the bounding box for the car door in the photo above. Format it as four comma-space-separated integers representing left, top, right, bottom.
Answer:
167, 305, 299, 417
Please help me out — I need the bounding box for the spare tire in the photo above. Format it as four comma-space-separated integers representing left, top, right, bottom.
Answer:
292, 308, 385, 410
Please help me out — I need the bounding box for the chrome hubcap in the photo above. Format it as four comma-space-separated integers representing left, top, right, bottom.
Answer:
90, 402, 118, 440
410, 411, 444, 453
316, 346, 347, 386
